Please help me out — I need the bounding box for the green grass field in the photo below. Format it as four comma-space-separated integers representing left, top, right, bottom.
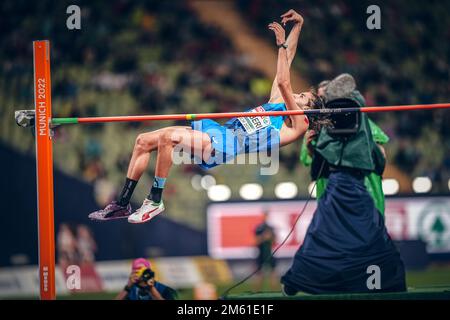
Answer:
53, 264, 450, 300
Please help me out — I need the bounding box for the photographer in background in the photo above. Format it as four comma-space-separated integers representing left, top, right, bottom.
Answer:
254, 211, 277, 291
115, 258, 177, 300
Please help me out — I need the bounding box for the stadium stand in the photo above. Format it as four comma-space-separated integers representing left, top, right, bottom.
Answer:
1, 0, 449, 230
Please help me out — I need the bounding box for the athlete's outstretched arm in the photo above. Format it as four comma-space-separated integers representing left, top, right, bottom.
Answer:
269, 22, 308, 145
269, 10, 304, 103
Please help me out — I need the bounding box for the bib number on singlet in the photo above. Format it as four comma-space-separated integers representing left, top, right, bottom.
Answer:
238, 106, 271, 134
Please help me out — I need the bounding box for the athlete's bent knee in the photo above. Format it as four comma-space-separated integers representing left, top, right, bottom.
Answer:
135, 134, 151, 153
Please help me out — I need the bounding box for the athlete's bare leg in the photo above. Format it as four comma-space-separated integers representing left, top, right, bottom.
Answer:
126, 126, 213, 224
126, 126, 211, 180
89, 126, 212, 222
126, 128, 163, 180
154, 127, 212, 178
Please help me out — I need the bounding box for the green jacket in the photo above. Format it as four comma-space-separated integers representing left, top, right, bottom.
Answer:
300, 117, 389, 214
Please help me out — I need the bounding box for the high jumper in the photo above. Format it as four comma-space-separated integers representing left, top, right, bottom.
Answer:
88, 10, 323, 224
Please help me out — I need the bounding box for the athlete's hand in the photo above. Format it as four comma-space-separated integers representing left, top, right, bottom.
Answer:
281, 9, 304, 26
268, 22, 286, 46
306, 130, 317, 144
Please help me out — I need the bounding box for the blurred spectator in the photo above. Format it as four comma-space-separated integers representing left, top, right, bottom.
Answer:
76, 225, 97, 264
254, 211, 277, 291
57, 223, 98, 266
57, 223, 78, 266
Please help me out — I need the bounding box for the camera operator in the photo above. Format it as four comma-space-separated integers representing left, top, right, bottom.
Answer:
116, 258, 177, 300
281, 74, 406, 295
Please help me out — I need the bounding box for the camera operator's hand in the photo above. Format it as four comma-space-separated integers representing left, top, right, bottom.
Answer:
147, 279, 164, 300
115, 272, 140, 300
306, 130, 318, 156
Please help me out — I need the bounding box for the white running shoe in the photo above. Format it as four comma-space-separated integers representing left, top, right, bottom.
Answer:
127, 199, 164, 224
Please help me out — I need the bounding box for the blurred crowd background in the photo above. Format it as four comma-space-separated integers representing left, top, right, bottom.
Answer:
1, 0, 449, 230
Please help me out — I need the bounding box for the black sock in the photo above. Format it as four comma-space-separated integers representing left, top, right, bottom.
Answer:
147, 187, 163, 203
117, 178, 138, 206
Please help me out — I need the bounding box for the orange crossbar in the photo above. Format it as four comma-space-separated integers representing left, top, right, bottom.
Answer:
34, 40, 56, 300
50, 103, 450, 124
